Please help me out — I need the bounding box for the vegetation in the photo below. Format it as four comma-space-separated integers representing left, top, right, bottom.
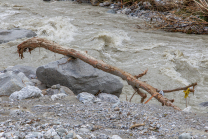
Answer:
91, 0, 208, 34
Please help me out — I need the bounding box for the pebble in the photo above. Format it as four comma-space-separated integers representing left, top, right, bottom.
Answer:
179, 132, 192, 139
79, 128, 90, 133
112, 135, 122, 139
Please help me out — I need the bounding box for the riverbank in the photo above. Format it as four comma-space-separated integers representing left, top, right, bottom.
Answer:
75, 0, 208, 34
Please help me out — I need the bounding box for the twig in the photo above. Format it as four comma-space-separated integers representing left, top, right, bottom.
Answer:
134, 69, 148, 79
130, 123, 145, 129
129, 91, 136, 102
158, 83, 197, 93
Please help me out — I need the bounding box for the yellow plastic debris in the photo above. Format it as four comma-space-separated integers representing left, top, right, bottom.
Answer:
183, 88, 190, 98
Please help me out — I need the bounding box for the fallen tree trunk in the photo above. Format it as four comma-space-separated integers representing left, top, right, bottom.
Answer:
18, 37, 185, 110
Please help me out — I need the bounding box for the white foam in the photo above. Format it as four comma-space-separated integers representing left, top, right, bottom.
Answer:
160, 65, 189, 85
7, 16, 77, 45
91, 30, 130, 49
0, 10, 20, 22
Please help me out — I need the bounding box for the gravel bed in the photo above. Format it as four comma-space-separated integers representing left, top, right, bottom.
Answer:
0, 95, 207, 139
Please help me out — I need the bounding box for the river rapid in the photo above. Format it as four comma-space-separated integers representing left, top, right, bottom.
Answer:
0, 0, 208, 113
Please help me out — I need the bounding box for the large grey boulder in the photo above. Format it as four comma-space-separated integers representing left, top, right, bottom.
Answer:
0, 28, 36, 44
0, 71, 34, 96
36, 58, 123, 96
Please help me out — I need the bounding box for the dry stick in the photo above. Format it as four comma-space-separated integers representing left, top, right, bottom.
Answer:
17, 37, 182, 110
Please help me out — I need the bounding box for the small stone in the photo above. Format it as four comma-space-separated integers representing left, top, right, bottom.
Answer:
51, 93, 67, 101
179, 132, 192, 139
65, 133, 73, 139
90, 134, 96, 139
110, 115, 117, 120
98, 93, 119, 103
76, 135, 83, 139
9, 86, 43, 100
54, 135, 61, 139
92, 97, 101, 103
79, 128, 90, 133
103, 1, 110, 6
44, 128, 57, 138
114, 107, 120, 111
77, 92, 95, 103
51, 84, 61, 89
99, 3, 104, 7
112, 135, 122, 139
57, 128, 67, 137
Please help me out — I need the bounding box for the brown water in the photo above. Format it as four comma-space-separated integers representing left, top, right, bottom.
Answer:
0, 0, 208, 113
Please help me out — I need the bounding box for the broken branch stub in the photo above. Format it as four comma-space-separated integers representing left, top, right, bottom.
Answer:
17, 37, 181, 110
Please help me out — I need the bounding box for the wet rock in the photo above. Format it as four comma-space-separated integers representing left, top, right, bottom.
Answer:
5, 65, 36, 79
199, 101, 208, 107
51, 93, 67, 101
98, 93, 119, 103
178, 132, 191, 139
107, 9, 117, 14
0, 71, 33, 96
36, 58, 123, 96
0, 28, 36, 44
9, 86, 43, 100
77, 92, 95, 103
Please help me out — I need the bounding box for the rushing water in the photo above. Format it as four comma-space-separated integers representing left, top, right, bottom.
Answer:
1, 0, 208, 113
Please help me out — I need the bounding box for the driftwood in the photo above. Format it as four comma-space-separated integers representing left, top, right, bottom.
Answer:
17, 37, 196, 111
130, 123, 145, 129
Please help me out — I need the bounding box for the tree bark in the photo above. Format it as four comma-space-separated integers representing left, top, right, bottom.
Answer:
18, 37, 182, 110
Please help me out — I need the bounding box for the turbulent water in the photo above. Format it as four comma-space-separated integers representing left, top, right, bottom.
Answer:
1, 0, 208, 113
